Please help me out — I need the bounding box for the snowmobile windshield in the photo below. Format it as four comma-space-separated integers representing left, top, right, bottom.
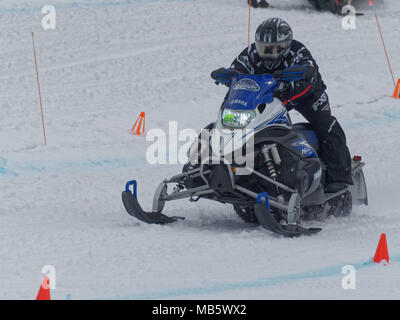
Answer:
222, 108, 256, 129
255, 40, 291, 60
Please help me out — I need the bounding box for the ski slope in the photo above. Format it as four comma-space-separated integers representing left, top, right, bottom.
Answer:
0, 0, 399, 299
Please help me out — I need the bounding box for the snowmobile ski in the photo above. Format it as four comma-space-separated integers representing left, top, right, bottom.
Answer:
253, 202, 321, 237
122, 180, 183, 225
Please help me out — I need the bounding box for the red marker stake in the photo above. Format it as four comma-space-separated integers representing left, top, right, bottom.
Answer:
31, 32, 47, 146
374, 13, 396, 88
248, 0, 251, 47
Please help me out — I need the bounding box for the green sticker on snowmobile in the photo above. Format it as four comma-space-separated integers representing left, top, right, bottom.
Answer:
223, 114, 234, 123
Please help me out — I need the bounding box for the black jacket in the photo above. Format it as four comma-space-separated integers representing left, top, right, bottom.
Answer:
230, 40, 327, 108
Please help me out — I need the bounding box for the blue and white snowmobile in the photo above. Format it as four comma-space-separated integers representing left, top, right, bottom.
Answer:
122, 66, 368, 237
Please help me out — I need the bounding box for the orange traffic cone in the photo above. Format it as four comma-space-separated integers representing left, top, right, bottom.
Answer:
36, 276, 51, 300
373, 233, 389, 264
130, 112, 145, 136
392, 79, 400, 99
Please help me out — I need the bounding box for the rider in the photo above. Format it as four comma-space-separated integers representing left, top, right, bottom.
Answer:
211, 18, 353, 192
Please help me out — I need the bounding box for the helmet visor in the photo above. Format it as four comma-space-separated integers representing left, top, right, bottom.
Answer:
255, 40, 291, 60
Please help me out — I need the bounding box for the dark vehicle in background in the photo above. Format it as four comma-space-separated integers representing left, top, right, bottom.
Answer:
308, 0, 354, 13
248, 0, 270, 8
248, 0, 357, 14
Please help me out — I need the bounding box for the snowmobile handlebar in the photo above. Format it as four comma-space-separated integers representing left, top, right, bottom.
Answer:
211, 64, 307, 86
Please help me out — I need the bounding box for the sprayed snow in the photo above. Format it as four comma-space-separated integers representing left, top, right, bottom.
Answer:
0, 0, 399, 299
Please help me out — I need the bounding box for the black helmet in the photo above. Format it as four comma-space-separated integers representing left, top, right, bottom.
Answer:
255, 18, 293, 70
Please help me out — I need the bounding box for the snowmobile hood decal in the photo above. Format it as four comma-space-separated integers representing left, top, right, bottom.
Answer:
291, 138, 318, 158
223, 73, 277, 110
232, 79, 260, 92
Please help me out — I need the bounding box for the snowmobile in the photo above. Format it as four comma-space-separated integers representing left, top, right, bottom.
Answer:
122, 65, 368, 237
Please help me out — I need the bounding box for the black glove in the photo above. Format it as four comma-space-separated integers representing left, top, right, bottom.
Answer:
211, 68, 236, 86
273, 80, 293, 102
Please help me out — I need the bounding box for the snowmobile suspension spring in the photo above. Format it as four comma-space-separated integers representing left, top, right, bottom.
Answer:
262, 145, 277, 180
270, 144, 281, 165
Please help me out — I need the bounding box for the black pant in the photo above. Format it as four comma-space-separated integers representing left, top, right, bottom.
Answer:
294, 92, 353, 185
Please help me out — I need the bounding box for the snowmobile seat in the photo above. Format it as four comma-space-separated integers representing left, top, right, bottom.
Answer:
292, 123, 319, 152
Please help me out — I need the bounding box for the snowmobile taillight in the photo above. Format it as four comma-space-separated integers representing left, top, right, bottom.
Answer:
353, 156, 362, 161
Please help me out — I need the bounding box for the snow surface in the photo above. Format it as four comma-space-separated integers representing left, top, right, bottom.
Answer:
0, 0, 400, 299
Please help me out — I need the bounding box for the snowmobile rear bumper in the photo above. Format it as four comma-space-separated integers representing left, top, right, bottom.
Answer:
349, 160, 368, 206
